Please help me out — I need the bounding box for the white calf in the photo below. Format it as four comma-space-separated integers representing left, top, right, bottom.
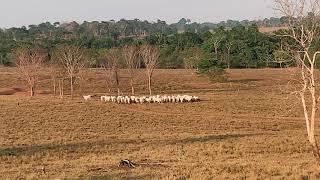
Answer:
83, 95, 93, 101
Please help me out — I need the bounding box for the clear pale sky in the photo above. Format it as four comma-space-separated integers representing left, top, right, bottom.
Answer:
0, 0, 277, 28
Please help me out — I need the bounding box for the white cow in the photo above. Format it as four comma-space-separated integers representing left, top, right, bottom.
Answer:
111, 96, 117, 102
124, 96, 131, 104
192, 96, 200, 102
101, 95, 111, 102
101, 95, 107, 102
83, 95, 93, 101
183, 95, 193, 102
117, 96, 123, 104
99, 94, 199, 104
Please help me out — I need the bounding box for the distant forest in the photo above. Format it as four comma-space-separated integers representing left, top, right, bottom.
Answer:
0, 16, 299, 68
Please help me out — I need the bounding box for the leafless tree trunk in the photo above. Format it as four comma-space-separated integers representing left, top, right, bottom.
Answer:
49, 61, 65, 97
123, 45, 139, 95
104, 70, 113, 93
48, 64, 61, 96
53, 80, 56, 95
30, 84, 35, 97
14, 47, 45, 97
226, 42, 232, 69
58, 79, 64, 98
102, 48, 122, 96
114, 69, 120, 95
54, 45, 86, 99
140, 45, 160, 95
98, 56, 113, 94
275, 0, 320, 165
213, 37, 223, 60
70, 76, 74, 98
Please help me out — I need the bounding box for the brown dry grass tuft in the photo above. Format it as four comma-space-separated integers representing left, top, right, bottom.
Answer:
0, 67, 320, 179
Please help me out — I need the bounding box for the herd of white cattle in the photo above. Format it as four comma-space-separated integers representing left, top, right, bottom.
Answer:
83, 94, 200, 104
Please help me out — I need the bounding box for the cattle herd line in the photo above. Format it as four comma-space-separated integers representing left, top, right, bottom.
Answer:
83, 94, 200, 104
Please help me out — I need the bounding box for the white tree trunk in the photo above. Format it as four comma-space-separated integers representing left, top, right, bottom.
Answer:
148, 75, 152, 96
70, 76, 74, 99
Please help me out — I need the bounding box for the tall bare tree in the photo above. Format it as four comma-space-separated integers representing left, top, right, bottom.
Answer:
49, 64, 57, 96
54, 44, 86, 99
182, 47, 205, 69
212, 36, 223, 59
225, 41, 233, 69
14, 47, 45, 96
48, 62, 66, 98
104, 48, 122, 95
140, 45, 160, 95
100, 59, 113, 94
123, 45, 139, 95
275, 0, 320, 164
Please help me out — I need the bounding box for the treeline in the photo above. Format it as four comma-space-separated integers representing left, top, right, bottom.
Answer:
0, 17, 293, 68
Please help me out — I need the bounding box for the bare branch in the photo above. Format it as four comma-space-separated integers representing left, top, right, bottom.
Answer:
275, 0, 320, 164
103, 48, 122, 95
140, 45, 160, 95
14, 46, 46, 96
54, 44, 87, 99
123, 45, 139, 95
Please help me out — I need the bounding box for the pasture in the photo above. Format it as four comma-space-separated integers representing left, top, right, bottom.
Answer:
0, 68, 319, 179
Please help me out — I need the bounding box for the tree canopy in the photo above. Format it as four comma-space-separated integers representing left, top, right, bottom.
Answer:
0, 17, 296, 69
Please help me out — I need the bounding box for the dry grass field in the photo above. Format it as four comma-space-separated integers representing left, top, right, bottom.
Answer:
1, 68, 320, 179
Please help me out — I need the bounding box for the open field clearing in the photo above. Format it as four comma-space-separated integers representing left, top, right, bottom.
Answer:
1, 68, 320, 179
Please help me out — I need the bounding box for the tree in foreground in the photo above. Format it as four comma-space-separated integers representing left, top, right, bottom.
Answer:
140, 45, 160, 95
123, 45, 139, 95
54, 44, 86, 99
275, 0, 320, 164
14, 46, 45, 96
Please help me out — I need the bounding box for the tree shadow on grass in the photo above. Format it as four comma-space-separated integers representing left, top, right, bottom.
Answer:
92, 173, 155, 180
0, 133, 267, 157
227, 78, 263, 84
0, 139, 138, 157
169, 133, 267, 145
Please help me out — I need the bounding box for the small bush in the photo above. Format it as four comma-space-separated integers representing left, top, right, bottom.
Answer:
198, 58, 222, 73
198, 58, 227, 82
205, 67, 228, 82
